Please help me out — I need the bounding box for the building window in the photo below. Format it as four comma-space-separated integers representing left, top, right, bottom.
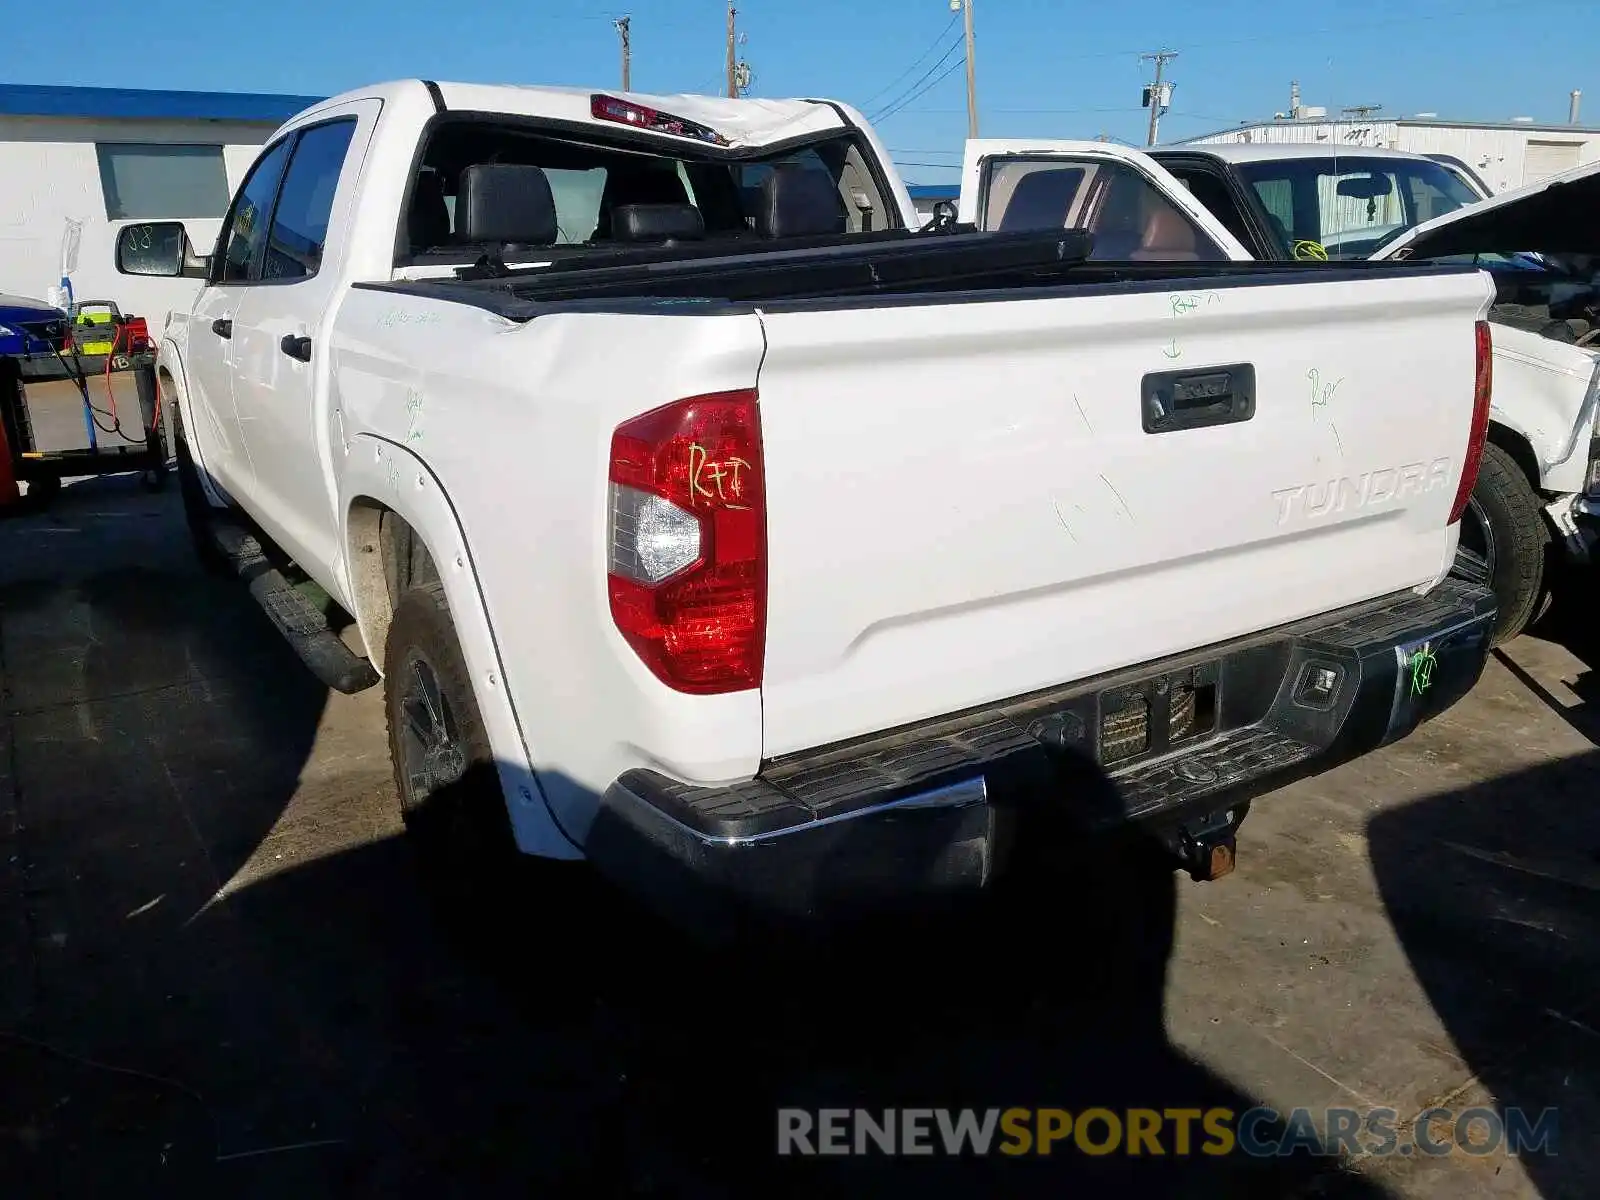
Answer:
95, 143, 231, 221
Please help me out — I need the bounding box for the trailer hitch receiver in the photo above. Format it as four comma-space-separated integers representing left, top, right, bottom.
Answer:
1159, 806, 1244, 883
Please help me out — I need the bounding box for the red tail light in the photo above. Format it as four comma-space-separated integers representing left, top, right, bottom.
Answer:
606, 390, 765, 693
1449, 320, 1493, 525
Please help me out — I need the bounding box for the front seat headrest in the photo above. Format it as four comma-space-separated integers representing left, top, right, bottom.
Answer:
612, 203, 705, 243
595, 165, 690, 239
456, 163, 558, 246
997, 167, 1084, 232
757, 166, 847, 239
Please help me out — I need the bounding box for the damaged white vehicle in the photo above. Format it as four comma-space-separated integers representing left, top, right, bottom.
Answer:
967, 140, 1600, 644
1373, 160, 1600, 641
1145, 143, 1600, 644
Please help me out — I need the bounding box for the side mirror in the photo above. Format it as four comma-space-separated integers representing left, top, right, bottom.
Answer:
924, 200, 959, 232
116, 222, 208, 278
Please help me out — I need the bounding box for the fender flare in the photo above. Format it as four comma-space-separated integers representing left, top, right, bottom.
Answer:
338, 434, 583, 861
156, 336, 232, 509
1484, 410, 1543, 485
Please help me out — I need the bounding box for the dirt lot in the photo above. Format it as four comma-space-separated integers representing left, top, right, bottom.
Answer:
1, 475, 1596, 1198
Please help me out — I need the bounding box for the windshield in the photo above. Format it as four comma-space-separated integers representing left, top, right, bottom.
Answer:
1235, 156, 1481, 260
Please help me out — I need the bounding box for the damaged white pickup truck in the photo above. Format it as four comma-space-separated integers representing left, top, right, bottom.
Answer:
116, 82, 1499, 934
1137, 143, 1600, 645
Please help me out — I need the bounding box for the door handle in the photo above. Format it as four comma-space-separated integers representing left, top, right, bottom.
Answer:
211, 318, 232, 338
1141, 364, 1256, 434
280, 334, 312, 362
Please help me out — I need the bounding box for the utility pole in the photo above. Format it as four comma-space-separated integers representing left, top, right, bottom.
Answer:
614, 15, 631, 91
1141, 50, 1177, 146
726, 1, 738, 98
955, 0, 978, 138
1341, 104, 1383, 118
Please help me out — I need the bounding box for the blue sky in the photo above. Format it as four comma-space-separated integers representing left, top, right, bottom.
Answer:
8, 0, 1596, 182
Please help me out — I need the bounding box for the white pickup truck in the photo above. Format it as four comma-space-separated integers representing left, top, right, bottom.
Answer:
955, 138, 1600, 645
116, 81, 1499, 933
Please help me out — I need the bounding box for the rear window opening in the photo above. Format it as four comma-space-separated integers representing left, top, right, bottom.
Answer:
396, 115, 897, 272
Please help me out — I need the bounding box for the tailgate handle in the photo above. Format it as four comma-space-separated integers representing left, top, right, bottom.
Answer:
1142, 364, 1256, 434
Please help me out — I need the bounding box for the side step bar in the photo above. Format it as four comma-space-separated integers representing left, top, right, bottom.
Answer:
208, 518, 380, 694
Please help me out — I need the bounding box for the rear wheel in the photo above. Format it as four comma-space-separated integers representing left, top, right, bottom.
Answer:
383, 582, 522, 905
1455, 442, 1549, 646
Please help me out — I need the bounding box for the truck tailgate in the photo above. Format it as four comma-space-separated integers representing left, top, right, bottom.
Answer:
753, 268, 1494, 759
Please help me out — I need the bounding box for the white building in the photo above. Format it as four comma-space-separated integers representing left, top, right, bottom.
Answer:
1176, 105, 1600, 196
0, 82, 321, 323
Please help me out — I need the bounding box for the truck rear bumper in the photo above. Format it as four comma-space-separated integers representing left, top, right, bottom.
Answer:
586, 577, 1496, 934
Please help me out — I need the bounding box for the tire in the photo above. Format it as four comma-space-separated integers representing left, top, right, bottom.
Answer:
1456, 442, 1549, 647
383, 582, 522, 909
172, 404, 232, 578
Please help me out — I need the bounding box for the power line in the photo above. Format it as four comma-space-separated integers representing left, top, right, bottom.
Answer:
870, 42, 966, 123
868, 36, 964, 122
856, 11, 960, 112
874, 54, 968, 124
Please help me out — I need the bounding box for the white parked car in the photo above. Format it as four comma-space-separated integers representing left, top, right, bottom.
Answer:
115, 85, 1497, 935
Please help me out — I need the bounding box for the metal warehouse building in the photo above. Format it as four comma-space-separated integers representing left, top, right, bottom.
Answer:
0, 83, 320, 322
1177, 101, 1600, 196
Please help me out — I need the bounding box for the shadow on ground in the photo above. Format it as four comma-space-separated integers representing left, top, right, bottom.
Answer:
0, 479, 1395, 1197
1370, 581, 1599, 1200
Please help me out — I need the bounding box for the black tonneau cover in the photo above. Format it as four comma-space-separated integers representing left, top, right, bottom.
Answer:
386, 228, 1092, 309
354, 227, 1484, 319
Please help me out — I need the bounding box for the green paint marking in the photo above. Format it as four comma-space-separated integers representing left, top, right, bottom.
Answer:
404, 390, 425, 443
1409, 645, 1438, 697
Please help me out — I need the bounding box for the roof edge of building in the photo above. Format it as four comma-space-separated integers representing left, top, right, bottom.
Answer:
0, 82, 325, 124
1174, 114, 1600, 144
